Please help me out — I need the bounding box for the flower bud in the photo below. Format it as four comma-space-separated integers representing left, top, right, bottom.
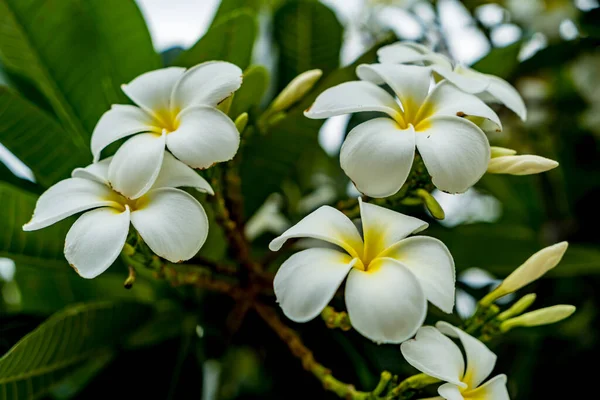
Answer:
487, 154, 559, 175
235, 112, 248, 133
490, 146, 517, 158
481, 242, 568, 306
500, 305, 576, 332
271, 69, 323, 112
497, 293, 537, 321
416, 189, 445, 220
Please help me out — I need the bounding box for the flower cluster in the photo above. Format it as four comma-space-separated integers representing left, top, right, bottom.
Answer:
24, 61, 243, 277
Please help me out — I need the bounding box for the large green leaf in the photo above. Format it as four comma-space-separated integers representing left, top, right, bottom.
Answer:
0, 182, 69, 269
0, 0, 159, 145
273, 0, 343, 90
210, 0, 261, 26
173, 9, 257, 70
0, 87, 89, 187
0, 301, 152, 400
230, 65, 270, 118
240, 38, 392, 217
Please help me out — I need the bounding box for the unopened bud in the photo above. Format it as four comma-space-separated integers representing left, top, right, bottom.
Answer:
497, 293, 537, 321
124, 265, 136, 289
416, 189, 445, 220
487, 155, 559, 175
500, 305, 576, 332
271, 69, 323, 112
235, 112, 248, 133
490, 146, 517, 158
217, 94, 234, 114
481, 242, 568, 306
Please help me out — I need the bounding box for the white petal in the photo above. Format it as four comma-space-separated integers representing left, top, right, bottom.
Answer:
72, 158, 112, 185
377, 42, 453, 70
269, 206, 363, 259
90, 105, 157, 162
431, 65, 490, 94
304, 81, 402, 120
356, 64, 431, 120
23, 178, 119, 231
130, 188, 208, 262
359, 198, 428, 262
464, 375, 509, 400
274, 248, 355, 323
484, 75, 527, 120
345, 258, 427, 343
436, 322, 497, 389
108, 132, 166, 199
340, 118, 415, 198
152, 152, 214, 194
438, 383, 465, 400
121, 67, 185, 113
400, 326, 466, 387
415, 116, 490, 194
487, 155, 558, 175
64, 206, 130, 279
382, 237, 455, 313
419, 81, 501, 132
166, 106, 240, 169
171, 61, 243, 109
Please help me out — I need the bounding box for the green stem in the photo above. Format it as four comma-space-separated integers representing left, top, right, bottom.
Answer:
386, 374, 440, 399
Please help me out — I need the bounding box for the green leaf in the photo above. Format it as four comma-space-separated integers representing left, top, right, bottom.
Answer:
471, 41, 522, 79
0, 0, 159, 145
273, 0, 343, 90
230, 65, 270, 118
49, 351, 115, 400
0, 87, 89, 187
0, 301, 153, 400
173, 9, 257, 70
210, 0, 261, 26
0, 182, 69, 269
240, 37, 393, 217
0, 161, 40, 194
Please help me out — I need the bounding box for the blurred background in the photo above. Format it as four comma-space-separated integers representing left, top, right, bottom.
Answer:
1, 0, 599, 399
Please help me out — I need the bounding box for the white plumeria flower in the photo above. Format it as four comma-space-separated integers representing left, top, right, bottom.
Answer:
378, 42, 527, 120
305, 63, 500, 196
269, 198, 455, 344
401, 322, 509, 400
91, 62, 242, 199
23, 152, 213, 279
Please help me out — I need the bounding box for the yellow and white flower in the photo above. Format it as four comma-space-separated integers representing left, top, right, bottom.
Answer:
401, 322, 509, 400
305, 63, 500, 196
378, 42, 527, 120
23, 153, 213, 279
91, 62, 242, 199
270, 199, 455, 344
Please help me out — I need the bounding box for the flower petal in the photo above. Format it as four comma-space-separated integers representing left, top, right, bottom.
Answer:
438, 383, 465, 400
419, 81, 501, 132
345, 258, 427, 343
166, 106, 240, 169
431, 64, 490, 94
377, 42, 453, 70
356, 64, 431, 120
304, 81, 402, 120
340, 118, 415, 198
90, 105, 157, 162
121, 67, 185, 113
23, 178, 119, 231
400, 326, 466, 387
72, 158, 112, 185
130, 188, 208, 262
152, 152, 213, 194
274, 248, 355, 322
484, 75, 527, 120
415, 116, 490, 194
464, 375, 509, 400
436, 322, 497, 389
487, 155, 558, 175
64, 206, 130, 279
171, 61, 243, 109
381, 237, 455, 313
269, 206, 363, 259
359, 198, 428, 262
108, 132, 166, 199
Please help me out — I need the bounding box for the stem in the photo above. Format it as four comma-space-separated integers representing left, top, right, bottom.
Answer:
386, 374, 440, 399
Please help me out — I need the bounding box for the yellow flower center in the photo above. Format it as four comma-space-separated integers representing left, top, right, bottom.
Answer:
393, 97, 436, 132
152, 107, 181, 133
106, 191, 147, 212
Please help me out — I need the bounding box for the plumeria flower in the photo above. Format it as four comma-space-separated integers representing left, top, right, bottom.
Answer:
270, 198, 455, 344
305, 63, 500, 196
378, 42, 527, 120
91, 62, 242, 199
23, 152, 213, 279
401, 322, 509, 400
